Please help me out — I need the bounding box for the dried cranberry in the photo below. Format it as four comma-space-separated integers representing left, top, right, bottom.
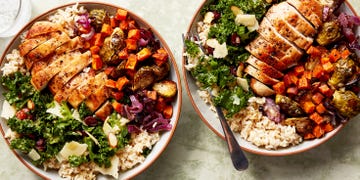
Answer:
36, 139, 45, 152
206, 46, 214, 55
230, 33, 241, 46
213, 11, 221, 21
84, 116, 98, 127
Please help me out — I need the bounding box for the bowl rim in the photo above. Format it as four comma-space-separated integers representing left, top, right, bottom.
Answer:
182, 0, 358, 156
0, 1, 182, 179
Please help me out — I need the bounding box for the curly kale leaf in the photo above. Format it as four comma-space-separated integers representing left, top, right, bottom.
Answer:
213, 85, 253, 117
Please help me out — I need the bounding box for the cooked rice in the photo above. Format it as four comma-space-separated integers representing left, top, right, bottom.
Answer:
1, 49, 27, 76
48, 3, 86, 37
117, 131, 160, 171
58, 162, 96, 180
228, 97, 302, 149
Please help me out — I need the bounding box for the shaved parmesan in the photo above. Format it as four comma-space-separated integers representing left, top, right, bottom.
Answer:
94, 156, 119, 179
46, 101, 63, 118
1, 100, 16, 119
237, 77, 249, 92
58, 141, 87, 162
235, 14, 257, 26
235, 14, 259, 32
203, 12, 215, 24
28, 149, 41, 161
205, 39, 228, 58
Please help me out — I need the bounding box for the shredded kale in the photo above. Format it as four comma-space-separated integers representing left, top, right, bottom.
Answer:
1, 72, 37, 109
10, 138, 36, 153
68, 155, 89, 167
213, 86, 253, 117
78, 102, 92, 119
191, 56, 236, 89
184, 39, 201, 58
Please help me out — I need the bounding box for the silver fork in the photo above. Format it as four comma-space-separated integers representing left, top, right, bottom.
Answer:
182, 32, 249, 171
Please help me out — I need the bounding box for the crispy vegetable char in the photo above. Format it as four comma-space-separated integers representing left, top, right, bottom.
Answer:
89, 9, 109, 32
328, 57, 357, 88
275, 94, 304, 117
100, 28, 125, 65
332, 90, 360, 118
316, 20, 342, 46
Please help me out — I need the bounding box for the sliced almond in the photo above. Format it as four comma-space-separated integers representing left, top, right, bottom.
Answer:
108, 132, 118, 148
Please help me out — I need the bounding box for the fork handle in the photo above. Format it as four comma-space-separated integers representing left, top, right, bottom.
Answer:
215, 105, 249, 170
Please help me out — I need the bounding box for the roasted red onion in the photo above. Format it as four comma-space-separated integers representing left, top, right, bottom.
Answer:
80, 27, 95, 40
263, 98, 283, 123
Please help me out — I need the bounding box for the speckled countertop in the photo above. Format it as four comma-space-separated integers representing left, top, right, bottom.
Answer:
0, 0, 360, 180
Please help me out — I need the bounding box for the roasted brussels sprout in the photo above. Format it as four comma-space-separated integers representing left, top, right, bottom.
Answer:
316, 20, 342, 46
275, 94, 304, 117
332, 90, 360, 118
99, 28, 125, 65
153, 80, 177, 98
89, 9, 109, 32
328, 57, 356, 88
132, 66, 156, 91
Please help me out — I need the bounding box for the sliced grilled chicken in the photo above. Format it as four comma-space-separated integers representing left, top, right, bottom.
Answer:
54, 70, 95, 103
26, 21, 64, 39
266, 2, 317, 37
67, 72, 107, 109
48, 51, 91, 94
30, 61, 47, 76
26, 32, 71, 63
55, 36, 84, 55
19, 34, 50, 57
250, 78, 275, 97
31, 52, 77, 91
287, 0, 323, 29
95, 101, 113, 121
264, 17, 313, 50
245, 36, 288, 71
257, 19, 303, 68
245, 65, 280, 86
85, 84, 110, 112
246, 55, 284, 79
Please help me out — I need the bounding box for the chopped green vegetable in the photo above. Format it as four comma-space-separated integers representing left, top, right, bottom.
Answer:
10, 138, 35, 153
214, 86, 253, 117
78, 102, 93, 119
184, 39, 201, 58
68, 155, 89, 167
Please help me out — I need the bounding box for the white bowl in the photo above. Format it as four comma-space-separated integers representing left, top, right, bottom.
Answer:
0, 2, 182, 179
183, 1, 359, 156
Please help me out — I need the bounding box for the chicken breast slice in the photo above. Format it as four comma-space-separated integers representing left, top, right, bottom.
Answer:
26, 32, 70, 63
287, 0, 323, 29
48, 51, 91, 94
67, 72, 107, 109
31, 52, 78, 91
55, 36, 84, 55
264, 17, 313, 50
95, 101, 113, 121
245, 36, 287, 71
266, 2, 317, 37
246, 55, 284, 79
85, 83, 110, 112
245, 65, 280, 86
257, 19, 303, 68
26, 21, 64, 39
54, 70, 95, 103
19, 35, 49, 57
